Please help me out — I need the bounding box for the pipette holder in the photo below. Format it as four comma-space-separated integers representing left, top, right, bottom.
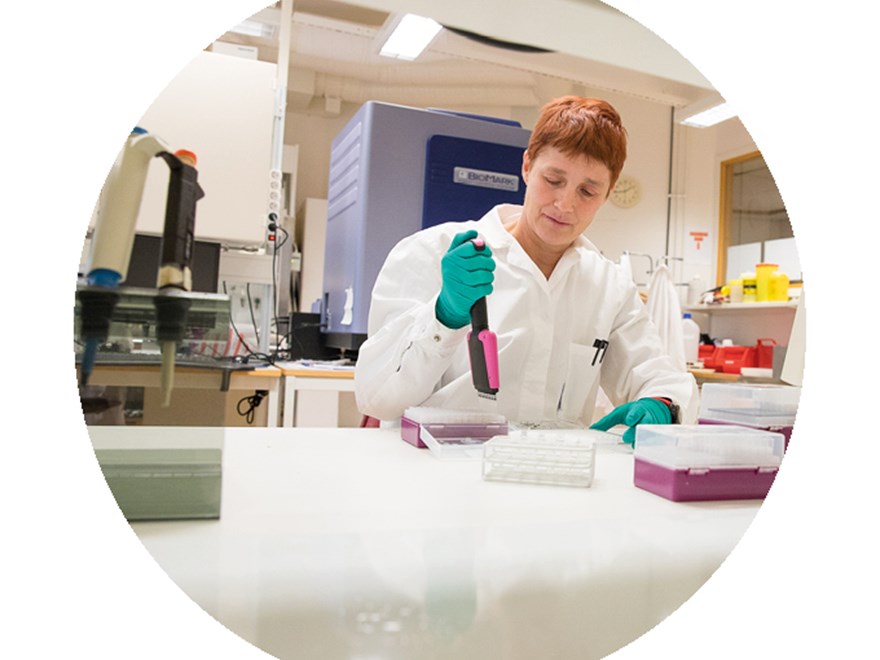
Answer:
74, 285, 231, 361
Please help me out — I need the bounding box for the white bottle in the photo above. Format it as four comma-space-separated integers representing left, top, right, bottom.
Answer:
682, 313, 700, 365
687, 276, 707, 306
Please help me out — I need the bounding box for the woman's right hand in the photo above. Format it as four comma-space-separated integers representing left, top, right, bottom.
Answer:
434, 230, 496, 329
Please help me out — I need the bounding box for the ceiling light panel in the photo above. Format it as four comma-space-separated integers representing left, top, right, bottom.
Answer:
679, 101, 737, 128
379, 14, 443, 60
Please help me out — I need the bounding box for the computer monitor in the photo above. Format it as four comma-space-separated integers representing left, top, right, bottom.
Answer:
124, 233, 222, 293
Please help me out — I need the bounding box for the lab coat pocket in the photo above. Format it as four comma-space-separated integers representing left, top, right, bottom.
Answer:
557, 342, 600, 422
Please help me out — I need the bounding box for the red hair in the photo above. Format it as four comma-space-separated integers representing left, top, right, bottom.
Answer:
527, 96, 628, 191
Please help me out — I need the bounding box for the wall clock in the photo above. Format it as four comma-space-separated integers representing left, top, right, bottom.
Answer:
610, 175, 641, 208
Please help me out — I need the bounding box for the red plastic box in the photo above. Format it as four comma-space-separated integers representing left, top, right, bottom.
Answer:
698, 344, 718, 368
754, 338, 777, 369
714, 345, 756, 374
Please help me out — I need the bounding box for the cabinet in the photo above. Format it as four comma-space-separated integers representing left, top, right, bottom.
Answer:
115, 52, 276, 245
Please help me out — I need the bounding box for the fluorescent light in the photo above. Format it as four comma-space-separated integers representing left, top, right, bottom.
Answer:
379, 14, 442, 60
679, 101, 737, 128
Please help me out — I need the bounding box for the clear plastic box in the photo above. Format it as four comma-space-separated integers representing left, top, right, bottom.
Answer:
633, 424, 784, 501
95, 448, 222, 520
699, 382, 800, 426
698, 382, 801, 449
482, 430, 597, 488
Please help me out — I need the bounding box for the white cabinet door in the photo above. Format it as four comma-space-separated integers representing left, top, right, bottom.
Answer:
134, 52, 275, 244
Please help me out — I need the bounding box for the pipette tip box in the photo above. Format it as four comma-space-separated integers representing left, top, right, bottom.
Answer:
633, 424, 785, 502
95, 448, 222, 521
401, 407, 508, 459
698, 383, 800, 449
482, 429, 597, 488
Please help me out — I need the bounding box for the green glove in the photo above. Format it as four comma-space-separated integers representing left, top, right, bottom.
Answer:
590, 398, 673, 445
435, 230, 496, 329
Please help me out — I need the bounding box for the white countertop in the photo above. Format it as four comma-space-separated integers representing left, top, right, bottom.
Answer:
88, 426, 763, 660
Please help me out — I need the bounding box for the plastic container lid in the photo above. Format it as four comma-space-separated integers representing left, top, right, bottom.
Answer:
699, 382, 801, 426
634, 424, 785, 470
401, 408, 507, 460
419, 426, 503, 460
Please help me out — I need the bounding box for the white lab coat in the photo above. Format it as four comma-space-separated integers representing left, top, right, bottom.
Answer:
355, 204, 697, 425
645, 264, 687, 370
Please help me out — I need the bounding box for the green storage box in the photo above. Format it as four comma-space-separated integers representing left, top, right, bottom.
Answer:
95, 448, 222, 521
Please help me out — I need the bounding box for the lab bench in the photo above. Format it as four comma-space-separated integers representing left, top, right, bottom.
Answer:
80, 363, 283, 427
88, 425, 766, 660
275, 361, 359, 428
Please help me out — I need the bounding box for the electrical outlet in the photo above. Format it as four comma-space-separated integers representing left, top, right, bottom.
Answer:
268, 168, 282, 216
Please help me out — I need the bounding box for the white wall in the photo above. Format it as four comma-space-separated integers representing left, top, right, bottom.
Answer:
283, 86, 681, 287
582, 88, 674, 274
81, 5, 752, 292
111, 13, 760, 297
672, 117, 758, 290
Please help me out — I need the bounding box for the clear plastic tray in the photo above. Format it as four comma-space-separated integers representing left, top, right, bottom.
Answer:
419, 426, 502, 460
482, 430, 598, 488
401, 407, 508, 458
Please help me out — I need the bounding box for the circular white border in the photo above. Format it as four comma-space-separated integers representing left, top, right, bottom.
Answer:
6, 0, 873, 657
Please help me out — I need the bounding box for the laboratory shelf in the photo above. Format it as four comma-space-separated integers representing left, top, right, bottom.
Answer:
684, 301, 798, 314
683, 300, 800, 348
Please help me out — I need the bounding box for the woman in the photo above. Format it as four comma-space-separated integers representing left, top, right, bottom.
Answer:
355, 96, 696, 443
